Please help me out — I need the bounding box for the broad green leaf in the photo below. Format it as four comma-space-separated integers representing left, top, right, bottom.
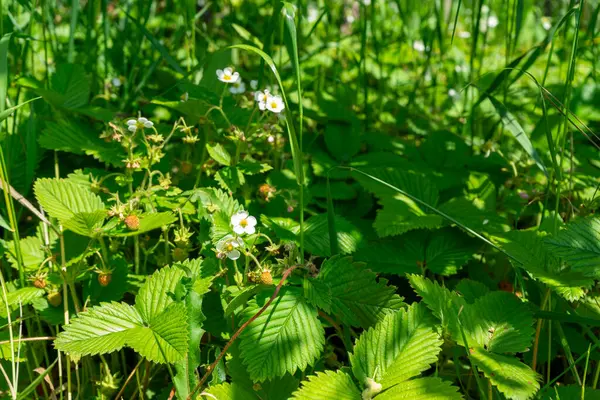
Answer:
543, 216, 600, 277
206, 142, 232, 166
104, 212, 176, 237
0, 287, 45, 317
317, 256, 404, 328
50, 64, 90, 109
54, 302, 144, 356
204, 382, 256, 400
354, 169, 439, 204
215, 166, 245, 193
292, 370, 360, 400
135, 265, 187, 321
351, 303, 442, 389
501, 230, 593, 301
470, 349, 540, 400
298, 214, 363, 256
462, 291, 534, 354
239, 287, 324, 381
34, 178, 105, 236
374, 196, 444, 237
408, 275, 465, 339
454, 280, 490, 303
5, 236, 46, 271
38, 120, 122, 166
375, 377, 463, 400
129, 303, 189, 364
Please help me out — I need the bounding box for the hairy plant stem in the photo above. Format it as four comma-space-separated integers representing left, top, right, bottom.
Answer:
187, 264, 300, 399
531, 288, 551, 371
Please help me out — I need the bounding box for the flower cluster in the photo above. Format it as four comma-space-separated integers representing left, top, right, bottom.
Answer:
254, 89, 285, 114
127, 117, 154, 133
215, 211, 258, 260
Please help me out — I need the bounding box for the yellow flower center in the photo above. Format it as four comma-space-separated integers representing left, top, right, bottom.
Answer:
270, 101, 278, 109
223, 75, 231, 81
226, 244, 234, 251
240, 219, 248, 227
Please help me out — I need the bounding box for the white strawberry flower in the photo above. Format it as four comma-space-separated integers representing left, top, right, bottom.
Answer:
265, 94, 285, 114
250, 80, 258, 90
229, 80, 246, 94
231, 211, 257, 235
216, 67, 240, 83
127, 117, 154, 133
255, 89, 270, 110
216, 235, 245, 260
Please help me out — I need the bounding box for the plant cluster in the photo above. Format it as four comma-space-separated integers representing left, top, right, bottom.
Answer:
1, 1, 600, 400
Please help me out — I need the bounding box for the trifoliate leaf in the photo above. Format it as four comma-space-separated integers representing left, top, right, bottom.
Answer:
470, 349, 540, 400
292, 370, 360, 400
374, 377, 463, 400
350, 303, 442, 389
34, 178, 105, 236
129, 303, 189, 364
239, 287, 324, 381
454, 279, 490, 304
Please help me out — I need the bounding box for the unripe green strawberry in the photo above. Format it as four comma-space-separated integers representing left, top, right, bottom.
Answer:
47, 291, 62, 307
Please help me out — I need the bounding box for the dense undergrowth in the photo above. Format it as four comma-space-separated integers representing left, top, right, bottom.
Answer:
1, 0, 600, 399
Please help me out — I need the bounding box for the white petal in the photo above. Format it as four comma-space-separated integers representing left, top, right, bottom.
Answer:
216, 69, 224, 78
233, 225, 245, 235
231, 211, 248, 225
244, 225, 256, 235
138, 117, 148, 123
246, 216, 257, 227
224, 67, 233, 75
144, 121, 154, 128
235, 237, 245, 247
259, 101, 267, 111
229, 86, 236, 94
127, 119, 137, 125
250, 80, 258, 89
227, 250, 241, 260
128, 125, 137, 132
231, 72, 240, 82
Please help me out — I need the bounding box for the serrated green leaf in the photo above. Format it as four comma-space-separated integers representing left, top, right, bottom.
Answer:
204, 382, 256, 400
543, 216, 600, 277
375, 377, 463, 400
501, 230, 593, 301
318, 256, 404, 328
292, 370, 360, 400
239, 287, 324, 381
408, 274, 465, 339
299, 214, 363, 256
54, 302, 144, 356
104, 212, 176, 237
5, 236, 46, 271
351, 303, 442, 389
0, 287, 45, 317
462, 291, 534, 354
470, 349, 540, 400
374, 197, 444, 237
38, 120, 122, 166
129, 303, 189, 364
34, 178, 105, 236
303, 278, 332, 313
50, 64, 90, 109
135, 265, 187, 321
455, 280, 490, 303
215, 166, 245, 192
206, 142, 232, 166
